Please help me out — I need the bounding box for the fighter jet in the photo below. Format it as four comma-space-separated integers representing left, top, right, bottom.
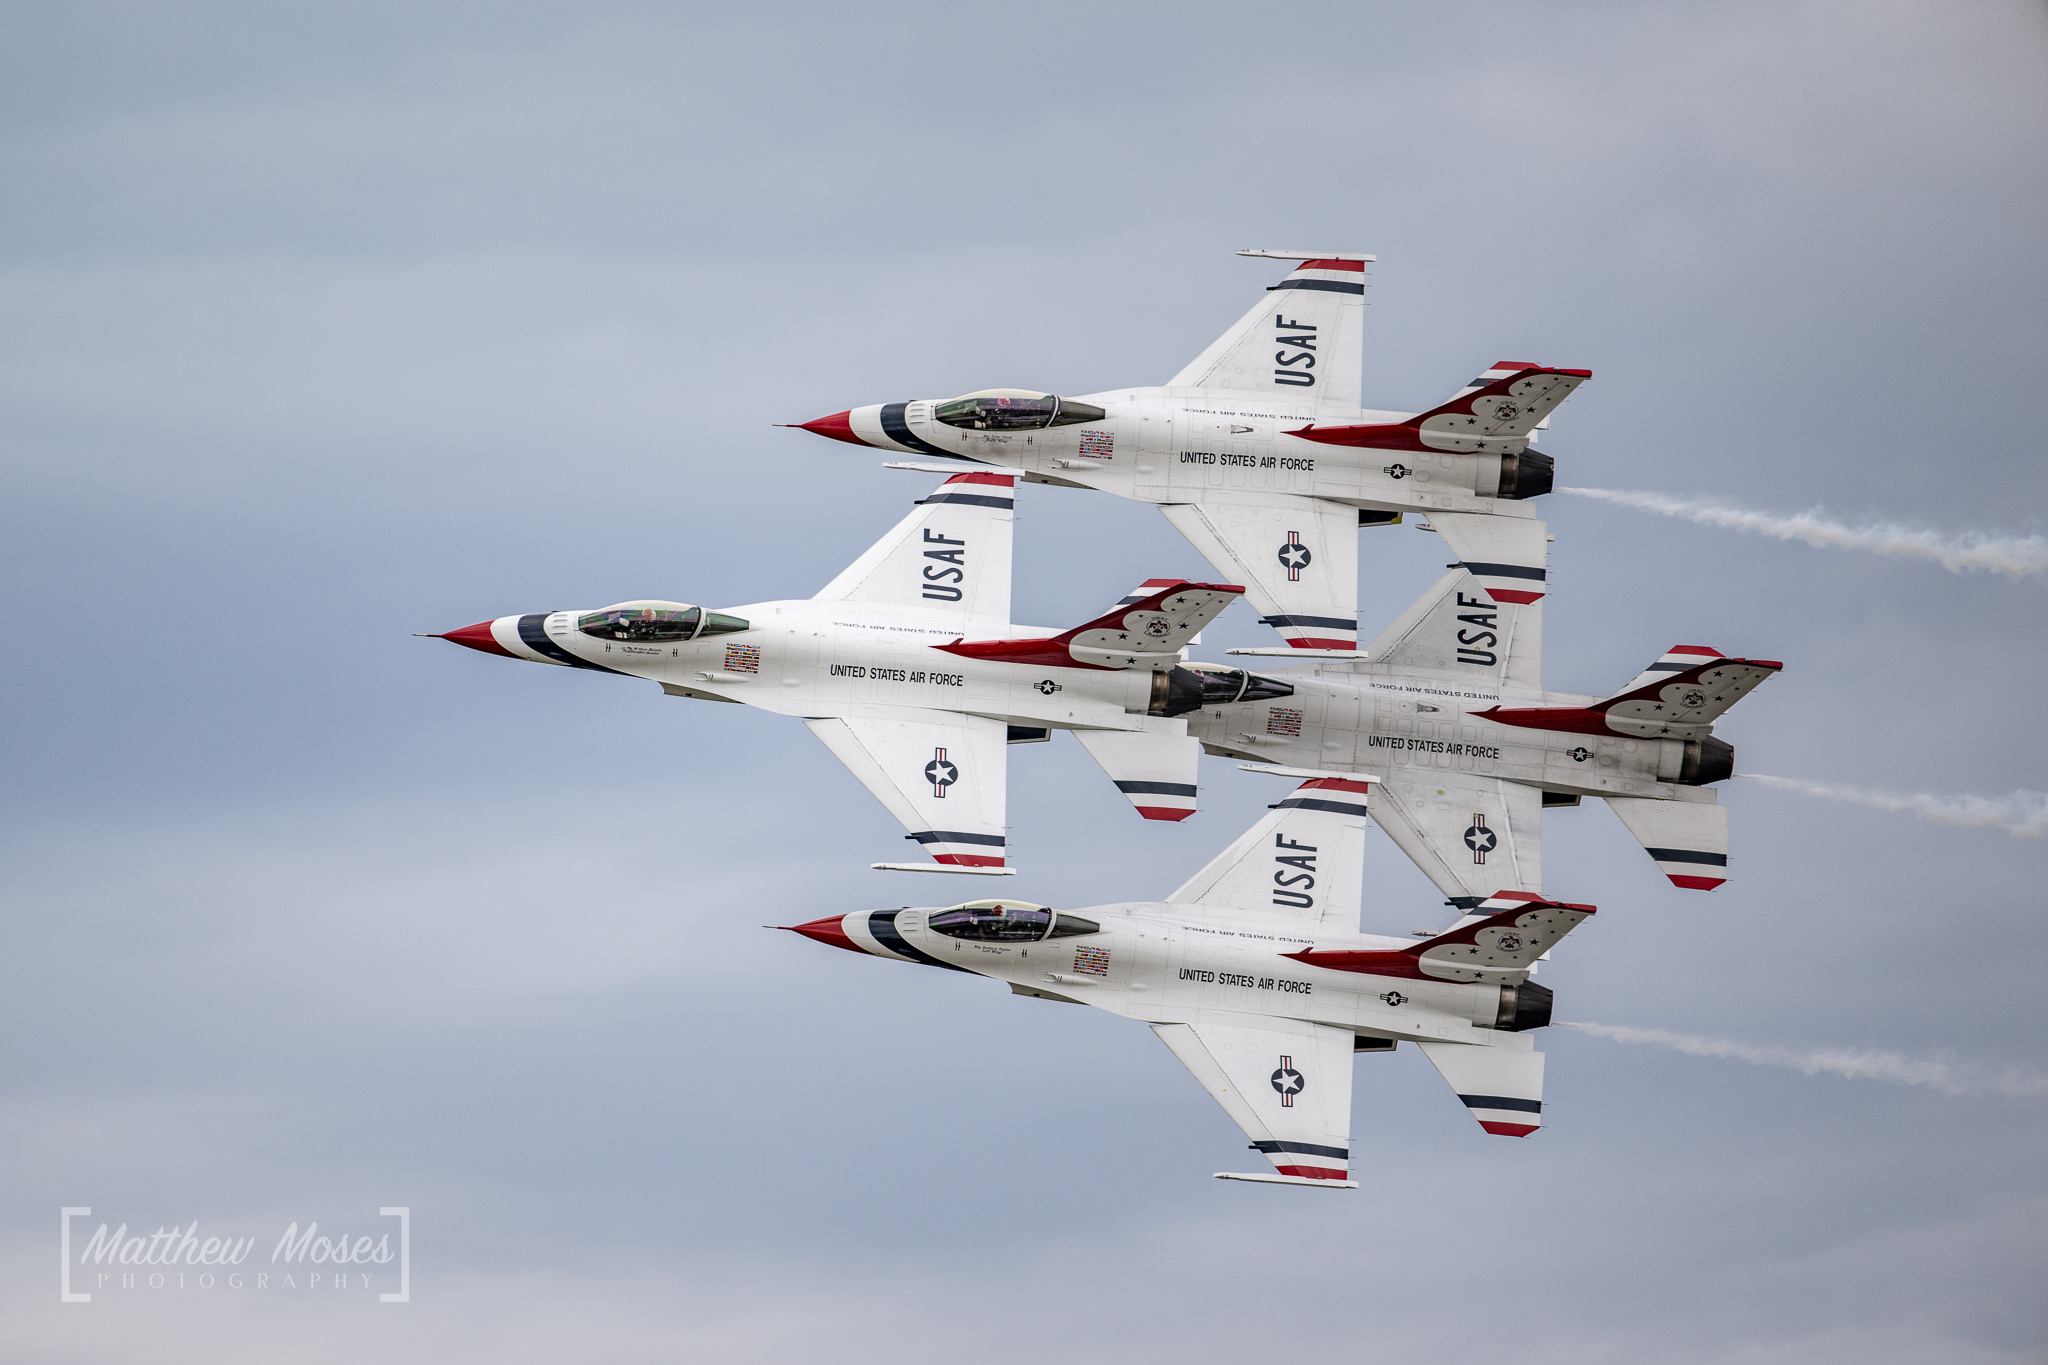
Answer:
429, 470, 1246, 873
790, 249, 1590, 653
1171, 511, 1781, 901
787, 771, 1595, 1186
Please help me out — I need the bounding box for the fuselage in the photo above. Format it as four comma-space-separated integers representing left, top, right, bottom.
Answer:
441, 598, 1190, 738
797, 900, 1544, 1050
807, 386, 1549, 519
1185, 660, 1728, 806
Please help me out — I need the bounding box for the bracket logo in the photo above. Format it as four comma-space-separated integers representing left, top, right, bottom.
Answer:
1270, 1056, 1305, 1107
1464, 814, 1497, 864
1277, 532, 1312, 581
924, 748, 958, 798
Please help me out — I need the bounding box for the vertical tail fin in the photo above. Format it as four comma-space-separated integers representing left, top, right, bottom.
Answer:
1166, 252, 1371, 415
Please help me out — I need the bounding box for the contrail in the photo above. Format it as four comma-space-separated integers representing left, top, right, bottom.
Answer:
1559, 1023, 2048, 1099
1558, 486, 2048, 578
1737, 773, 2048, 839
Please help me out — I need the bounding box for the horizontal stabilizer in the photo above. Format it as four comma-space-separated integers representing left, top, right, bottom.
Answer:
1475, 654, 1781, 742
1416, 1040, 1546, 1137
1074, 730, 1202, 822
1283, 891, 1594, 984
1606, 797, 1729, 890
936, 581, 1242, 672
1287, 365, 1590, 456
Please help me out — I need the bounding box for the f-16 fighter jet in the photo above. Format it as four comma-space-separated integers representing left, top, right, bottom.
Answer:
1176, 512, 1782, 901
429, 471, 1246, 874
791, 249, 1590, 653
787, 771, 1595, 1186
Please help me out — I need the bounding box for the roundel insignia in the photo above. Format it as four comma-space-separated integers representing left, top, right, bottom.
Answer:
1270, 1059, 1305, 1103
1034, 679, 1062, 696
1566, 746, 1590, 762
1379, 990, 1407, 1007
1276, 532, 1312, 581
923, 748, 959, 796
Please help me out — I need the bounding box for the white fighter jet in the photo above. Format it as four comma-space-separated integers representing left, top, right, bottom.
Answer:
1178, 512, 1782, 901
429, 470, 1246, 873
790, 249, 1590, 653
788, 771, 1595, 1186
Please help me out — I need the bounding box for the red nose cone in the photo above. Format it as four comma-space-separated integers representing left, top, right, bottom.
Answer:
789, 410, 866, 446
435, 619, 516, 658
786, 915, 864, 954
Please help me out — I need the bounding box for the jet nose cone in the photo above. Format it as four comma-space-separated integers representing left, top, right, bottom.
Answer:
433, 619, 516, 658
785, 914, 864, 954
787, 410, 866, 446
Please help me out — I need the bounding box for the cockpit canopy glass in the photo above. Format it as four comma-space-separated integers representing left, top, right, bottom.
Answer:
577, 601, 750, 643
933, 389, 1108, 432
926, 900, 1102, 942
1184, 665, 1296, 707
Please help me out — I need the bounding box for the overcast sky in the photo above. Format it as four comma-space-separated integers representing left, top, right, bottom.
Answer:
4, 2, 2045, 1361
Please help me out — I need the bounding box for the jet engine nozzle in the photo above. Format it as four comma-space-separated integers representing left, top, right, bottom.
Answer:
434, 619, 517, 658
1678, 735, 1735, 786
1496, 448, 1555, 500
1493, 979, 1553, 1031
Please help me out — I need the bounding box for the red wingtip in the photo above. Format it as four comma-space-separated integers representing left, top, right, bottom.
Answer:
435, 619, 516, 658
1668, 875, 1726, 891
791, 410, 867, 446
1479, 1121, 1541, 1138
787, 915, 864, 954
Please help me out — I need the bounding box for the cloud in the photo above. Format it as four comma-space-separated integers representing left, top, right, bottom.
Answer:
1560, 1023, 2048, 1099
1559, 487, 2048, 578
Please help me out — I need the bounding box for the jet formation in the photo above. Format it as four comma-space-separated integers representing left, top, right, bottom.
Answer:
431, 250, 1780, 1185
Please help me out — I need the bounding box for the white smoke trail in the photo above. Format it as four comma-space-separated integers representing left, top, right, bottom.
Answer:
1559, 1023, 2048, 1099
1737, 773, 2048, 839
1558, 486, 2048, 578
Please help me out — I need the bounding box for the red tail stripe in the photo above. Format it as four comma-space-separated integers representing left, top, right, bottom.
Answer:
943, 471, 1017, 488
1274, 1164, 1351, 1179
1295, 259, 1366, 273
1301, 778, 1371, 794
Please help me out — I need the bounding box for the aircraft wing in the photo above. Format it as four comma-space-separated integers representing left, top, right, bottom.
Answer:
1166, 777, 1368, 931
812, 472, 1014, 628
1159, 496, 1359, 650
1367, 771, 1543, 907
802, 708, 1009, 870
1152, 1014, 1357, 1187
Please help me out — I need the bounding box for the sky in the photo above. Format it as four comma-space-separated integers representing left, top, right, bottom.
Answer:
3, 1, 2045, 1360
